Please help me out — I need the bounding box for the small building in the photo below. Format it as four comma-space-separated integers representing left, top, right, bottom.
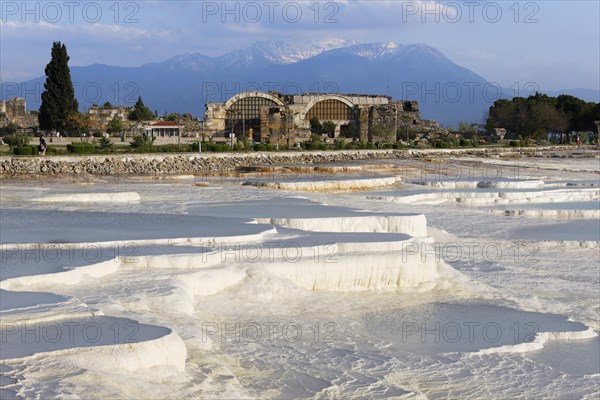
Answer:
145, 121, 180, 138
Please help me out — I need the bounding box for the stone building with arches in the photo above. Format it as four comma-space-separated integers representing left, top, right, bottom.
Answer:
204, 91, 425, 145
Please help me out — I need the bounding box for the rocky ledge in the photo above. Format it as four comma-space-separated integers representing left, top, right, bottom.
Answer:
0, 147, 596, 176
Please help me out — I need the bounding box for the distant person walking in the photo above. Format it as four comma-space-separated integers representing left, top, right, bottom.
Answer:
576, 135, 581, 148
38, 135, 47, 156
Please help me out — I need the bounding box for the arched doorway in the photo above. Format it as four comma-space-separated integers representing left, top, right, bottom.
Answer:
225, 92, 284, 139
304, 98, 357, 138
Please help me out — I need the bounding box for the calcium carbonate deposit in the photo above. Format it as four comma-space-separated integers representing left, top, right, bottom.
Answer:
1, 155, 598, 399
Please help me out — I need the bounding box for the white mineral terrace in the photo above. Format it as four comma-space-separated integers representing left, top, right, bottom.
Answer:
1, 153, 598, 399
490, 209, 600, 218
33, 192, 142, 203
370, 185, 600, 208
244, 175, 402, 190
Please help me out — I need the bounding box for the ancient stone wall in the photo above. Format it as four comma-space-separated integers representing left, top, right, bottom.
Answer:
87, 106, 131, 131
0, 147, 586, 176
0, 151, 400, 175
0, 98, 39, 128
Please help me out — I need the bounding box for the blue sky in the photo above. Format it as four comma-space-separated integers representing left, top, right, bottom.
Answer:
1, 1, 599, 91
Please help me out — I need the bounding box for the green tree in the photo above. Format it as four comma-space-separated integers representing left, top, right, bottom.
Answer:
130, 134, 155, 151
2, 134, 30, 149
128, 97, 154, 121
0, 122, 18, 136
106, 116, 123, 135
309, 117, 322, 134
321, 121, 337, 138
97, 136, 114, 151
38, 42, 79, 132
103, 101, 113, 108
163, 112, 180, 122
458, 121, 478, 139
65, 112, 94, 139
556, 95, 599, 132
340, 124, 358, 138
486, 93, 596, 137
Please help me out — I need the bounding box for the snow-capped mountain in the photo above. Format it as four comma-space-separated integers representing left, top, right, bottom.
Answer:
286, 37, 359, 62
157, 39, 455, 74
218, 38, 359, 66
160, 38, 357, 70
215, 39, 301, 68
335, 41, 406, 59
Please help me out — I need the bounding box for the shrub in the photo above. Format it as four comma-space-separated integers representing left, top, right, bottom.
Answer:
508, 139, 530, 147
357, 141, 368, 149
254, 143, 275, 151
344, 140, 363, 150
459, 138, 479, 147
301, 133, 326, 150
130, 134, 155, 151
67, 142, 96, 154
46, 146, 67, 155
335, 138, 346, 150
97, 136, 114, 151
212, 143, 230, 152
432, 139, 456, 149
302, 141, 328, 151
13, 145, 37, 156
191, 142, 231, 152
238, 135, 252, 150
152, 144, 190, 153
3, 134, 31, 149
345, 141, 376, 150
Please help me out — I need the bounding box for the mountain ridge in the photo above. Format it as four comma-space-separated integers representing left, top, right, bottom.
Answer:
2, 39, 598, 126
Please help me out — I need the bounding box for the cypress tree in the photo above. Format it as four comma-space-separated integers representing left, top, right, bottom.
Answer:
38, 42, 79, 132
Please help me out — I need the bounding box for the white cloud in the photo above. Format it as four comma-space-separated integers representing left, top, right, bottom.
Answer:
1, 20, 175, 41
79, 23, 176, 41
